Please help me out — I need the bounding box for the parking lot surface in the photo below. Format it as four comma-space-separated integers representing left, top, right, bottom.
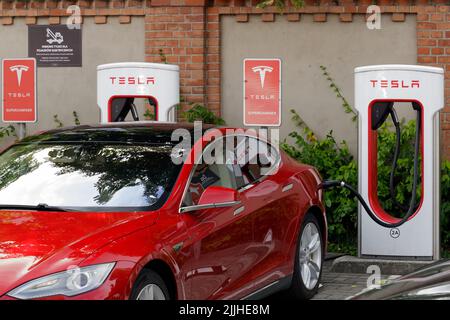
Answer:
268, 258, 397, 300
312, 259, 398, 300
312, 261, 370, 300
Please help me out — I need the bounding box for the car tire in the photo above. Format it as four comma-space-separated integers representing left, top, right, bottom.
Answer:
289, 212, 323, 300
130, 269, 170, 300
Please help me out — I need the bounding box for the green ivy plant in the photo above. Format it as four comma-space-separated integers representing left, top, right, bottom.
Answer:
73, 111, 81, 126
143, 108, 156, 120
257, 0, 305, 10
53, 114, 64, 128
320, 65, 357, 122
281, 109, 358, 247
53, 111, 82, 128
0, 125, 17, 139
375, 120, 422, 215
440, 161, 450, 255
158, 49, 168, 64
182, 103, 226, 125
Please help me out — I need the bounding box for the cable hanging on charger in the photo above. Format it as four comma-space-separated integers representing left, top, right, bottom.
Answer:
319, 102, 422, 229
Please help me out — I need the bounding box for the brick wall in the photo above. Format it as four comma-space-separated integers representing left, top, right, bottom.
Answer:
145, 4, 208, 109
0, 0, 449, 158
416, 5, 450, 160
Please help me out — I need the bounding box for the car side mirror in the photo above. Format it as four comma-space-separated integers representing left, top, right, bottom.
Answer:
179, 186, 240, 213
198, 186, 238, 206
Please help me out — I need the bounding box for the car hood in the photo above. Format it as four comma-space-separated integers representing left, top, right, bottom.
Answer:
0, 210, 157, 296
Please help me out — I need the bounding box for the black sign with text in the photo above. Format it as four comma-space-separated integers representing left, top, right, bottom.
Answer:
28, 25, 82, 67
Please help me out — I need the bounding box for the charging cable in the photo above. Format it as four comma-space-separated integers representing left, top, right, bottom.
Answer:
318, 106, 421, 229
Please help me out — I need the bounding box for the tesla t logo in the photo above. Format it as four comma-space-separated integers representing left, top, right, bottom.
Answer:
109, 76, 155, 85
252, 66, 273, 88
370, 79, 420, 89
2, 58, 36, 122
9, 65, 29, 86
244, 59, 281, 126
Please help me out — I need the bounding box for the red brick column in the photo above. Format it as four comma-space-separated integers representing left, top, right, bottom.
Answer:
145, 2, 207, 111
417, 5, 450, 160
205, 7, 220, 115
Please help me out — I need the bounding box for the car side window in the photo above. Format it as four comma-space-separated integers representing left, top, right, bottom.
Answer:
182, 139, 237, 207
234, 136, 279, 189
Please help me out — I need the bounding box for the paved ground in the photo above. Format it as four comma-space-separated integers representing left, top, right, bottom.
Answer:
312, 258, 397, 300
267, 256, 399, 300
312, 260, 370, 300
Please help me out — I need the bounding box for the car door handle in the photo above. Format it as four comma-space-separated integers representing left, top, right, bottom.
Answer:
234, 206, 245, 216
282, 183, 293, 193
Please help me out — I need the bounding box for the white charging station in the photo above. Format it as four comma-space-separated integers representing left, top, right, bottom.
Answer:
355, 65, 444, 260
97, 62, 179, 123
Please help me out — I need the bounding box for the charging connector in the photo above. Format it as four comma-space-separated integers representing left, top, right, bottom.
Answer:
319, 180, 411, 228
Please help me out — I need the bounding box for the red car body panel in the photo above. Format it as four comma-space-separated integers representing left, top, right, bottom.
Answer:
0, 125, 326, 300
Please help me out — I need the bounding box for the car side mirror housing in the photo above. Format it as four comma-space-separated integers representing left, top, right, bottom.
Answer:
198, 186, 238, 206
180, 186, 240, 213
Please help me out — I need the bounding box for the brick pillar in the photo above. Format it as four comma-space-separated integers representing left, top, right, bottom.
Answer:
416, 5, 450, 160
145, 2, 207, 114
205, 7, 220, 116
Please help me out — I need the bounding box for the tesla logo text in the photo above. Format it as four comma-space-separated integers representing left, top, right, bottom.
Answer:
252, 66, 273, 88
8, 92, 31, 98
9, 65, 29, 86
109, 76, 155, 85
249, 94, 276, 100
370, 80, 420, 89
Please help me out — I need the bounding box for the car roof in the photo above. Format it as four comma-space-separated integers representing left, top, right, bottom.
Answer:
19, 122, 218, 145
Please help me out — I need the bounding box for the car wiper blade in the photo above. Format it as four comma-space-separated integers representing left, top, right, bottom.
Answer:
0, 203, 70, 212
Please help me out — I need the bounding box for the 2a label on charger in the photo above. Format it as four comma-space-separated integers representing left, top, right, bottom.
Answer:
390, 228, 400, 239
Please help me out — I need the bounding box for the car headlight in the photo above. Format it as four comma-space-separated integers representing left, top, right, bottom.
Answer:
8, 262, 115, 300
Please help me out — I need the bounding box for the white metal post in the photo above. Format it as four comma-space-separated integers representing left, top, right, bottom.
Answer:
17, 123, 26, 140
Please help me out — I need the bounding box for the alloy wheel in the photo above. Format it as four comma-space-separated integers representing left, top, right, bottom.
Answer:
136, 283, 166, 300
299, 222, 322, 290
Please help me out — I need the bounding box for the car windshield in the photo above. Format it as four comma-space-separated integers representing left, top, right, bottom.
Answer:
0, 143, 181, 212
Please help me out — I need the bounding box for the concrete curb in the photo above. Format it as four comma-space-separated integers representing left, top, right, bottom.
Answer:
330, 255, 434, 275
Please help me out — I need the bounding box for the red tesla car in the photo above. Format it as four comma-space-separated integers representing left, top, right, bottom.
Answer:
0, 122, 326, 300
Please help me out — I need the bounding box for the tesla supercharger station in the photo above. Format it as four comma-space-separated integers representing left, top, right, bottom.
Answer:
97, 62, 179, 123
355, 65, 444, 260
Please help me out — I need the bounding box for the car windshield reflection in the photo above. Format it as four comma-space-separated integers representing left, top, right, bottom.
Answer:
0, 143, 181, 212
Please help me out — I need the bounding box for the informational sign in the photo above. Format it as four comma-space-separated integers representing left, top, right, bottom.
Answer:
28, 25, 82, 67
2, 58, 37, 123
243, 58, 281, 126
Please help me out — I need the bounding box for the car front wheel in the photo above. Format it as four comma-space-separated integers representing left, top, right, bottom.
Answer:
130, 269, 170, 300
289, 213, 323, 299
